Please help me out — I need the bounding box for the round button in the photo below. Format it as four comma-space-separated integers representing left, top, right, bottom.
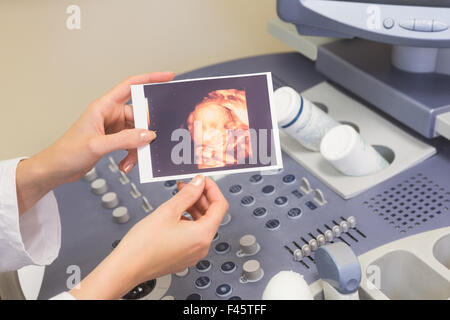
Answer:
216, 284, 232, 297
172, 189, 178, 195
274, 196, 288, 206
262, 185, 275, 195
215, 242, 230, 254
91, 178, 108, 195
282, 174, 296, 184
102, 192, 119, 209
194, 276, 211, 289
229, 184, 242, 194
253, 207, 267, 218
164, 180, 177, 188
239, 234, 259, 255
229, 296, 242, 300
220, 261, 236, 273
83, 167, 98, 182
186, 293, 201, 300
213, 232, 219, 241
220, 213, 232, 226
196, 260, 211, 272
176, 268, 189, 277
265, 219, 280, 230
241, 195, 255, 206
383, 18, 395, 29
249, 174, 263, 184
112, 206, 130, 224
242, 260, 264, 282
287, 207, 302, 219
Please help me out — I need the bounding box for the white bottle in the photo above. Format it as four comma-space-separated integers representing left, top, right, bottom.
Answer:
274, 86, 338, 151
320, 125, 389, 176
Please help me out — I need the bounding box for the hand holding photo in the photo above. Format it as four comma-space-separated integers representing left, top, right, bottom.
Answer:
131, 72, 282, 183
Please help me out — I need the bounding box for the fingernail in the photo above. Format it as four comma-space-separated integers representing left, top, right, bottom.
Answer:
189, 174, 204, 187
140, 131, 156, 142
123, 163, 134, 174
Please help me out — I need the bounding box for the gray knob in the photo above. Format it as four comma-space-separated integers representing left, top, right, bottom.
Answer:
293, 249, 303, 261
309, 239, 319, 251
340, 221, 349, 233
301, 244, 311, 257
324, 230, 334, 242
316, 234, 326, 246
332, 225, 341, 237
242, 260, 264, 282
102, 192, 119, 209
83, 167, 97, 182
347, 216, 357, 229
112, 206, 130, 224
91, 178, 108, 195
239, 234, 259, 255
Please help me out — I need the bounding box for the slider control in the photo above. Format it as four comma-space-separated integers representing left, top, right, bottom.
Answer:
316, 234, 326, 247
301, 244, 311, 257
313, 189, 327, 206
119, 171, 130, 185
129, 182, 141, 199
142, 196, 154, 213
293, 249, 303, 261
300, 177, 312, 194
108, 156, 119, 172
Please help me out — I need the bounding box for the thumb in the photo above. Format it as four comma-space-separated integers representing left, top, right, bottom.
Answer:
89, 129, 156, 156
162, 175, 205, 217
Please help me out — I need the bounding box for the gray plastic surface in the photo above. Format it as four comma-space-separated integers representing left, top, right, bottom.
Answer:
316, 39, 450, 138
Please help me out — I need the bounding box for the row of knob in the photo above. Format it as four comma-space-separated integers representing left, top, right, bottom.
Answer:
292, 216, 357, 261
83, 163, 142, 224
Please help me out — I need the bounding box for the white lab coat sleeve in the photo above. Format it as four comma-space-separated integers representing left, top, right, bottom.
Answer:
0, 158, 61, 272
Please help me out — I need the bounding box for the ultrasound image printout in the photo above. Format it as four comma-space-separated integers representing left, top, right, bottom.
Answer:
131, 72, 282, 183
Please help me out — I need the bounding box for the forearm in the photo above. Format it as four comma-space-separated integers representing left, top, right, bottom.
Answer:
15, 152, 60, 215
68, 251, 142, 300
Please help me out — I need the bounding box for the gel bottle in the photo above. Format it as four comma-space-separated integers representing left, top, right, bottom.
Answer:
274, 86, 338, 151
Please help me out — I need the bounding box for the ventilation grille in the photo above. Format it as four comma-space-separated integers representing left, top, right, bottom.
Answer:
363, 173, 449, 233
284, 217, 367, 270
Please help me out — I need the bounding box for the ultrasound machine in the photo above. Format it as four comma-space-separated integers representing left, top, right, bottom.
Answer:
1, 0, 449, 300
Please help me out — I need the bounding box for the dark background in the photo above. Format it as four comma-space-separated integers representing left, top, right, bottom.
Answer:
143, 74, 276, 178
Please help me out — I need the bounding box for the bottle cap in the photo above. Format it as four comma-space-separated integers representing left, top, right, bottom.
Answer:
320, 125, 358, 162
320, 125, 388, 176
274, 87, 302, 128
